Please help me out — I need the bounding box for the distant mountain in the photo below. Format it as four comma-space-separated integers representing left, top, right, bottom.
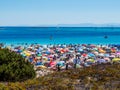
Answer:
57, 23, 120, 27
1, 23, 120, 27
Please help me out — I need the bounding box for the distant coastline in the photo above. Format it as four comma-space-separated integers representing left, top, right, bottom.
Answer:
1, 23, 120, 28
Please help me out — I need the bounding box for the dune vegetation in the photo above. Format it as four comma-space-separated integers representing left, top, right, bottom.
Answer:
0, 63, 120, 89
0, 48, 120, 90
0, 48, 36, 82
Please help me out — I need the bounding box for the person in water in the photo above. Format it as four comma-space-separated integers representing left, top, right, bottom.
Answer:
50, 35, 53, 40
104, 35, 108, 39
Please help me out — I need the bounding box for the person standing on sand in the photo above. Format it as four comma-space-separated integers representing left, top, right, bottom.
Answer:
73, 55, 81, 68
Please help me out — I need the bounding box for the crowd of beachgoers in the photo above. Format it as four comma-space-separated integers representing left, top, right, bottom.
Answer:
1, 43, 120, 76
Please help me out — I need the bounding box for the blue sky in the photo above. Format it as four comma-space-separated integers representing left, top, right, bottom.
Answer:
0, 0, 120, 26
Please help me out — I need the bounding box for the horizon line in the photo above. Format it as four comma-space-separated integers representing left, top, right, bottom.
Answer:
1, 23, 120, 27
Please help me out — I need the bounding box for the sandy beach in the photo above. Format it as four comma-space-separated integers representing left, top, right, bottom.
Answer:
1, 43, 120, 77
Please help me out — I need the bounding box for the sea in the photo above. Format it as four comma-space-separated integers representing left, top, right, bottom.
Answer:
0, 27, 120, 45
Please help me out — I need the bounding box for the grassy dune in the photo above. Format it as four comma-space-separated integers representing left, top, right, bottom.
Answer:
0, 63, 120, 90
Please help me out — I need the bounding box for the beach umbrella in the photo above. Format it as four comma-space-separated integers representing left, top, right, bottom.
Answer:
31, 52, 35, 55
36, 65, 47, 69
36, 57, 41, 59
104, 54, 110, 57
14, 49, 18, 52
82, 53, 87, 57
97, 59, 106, 63
45, 51, 51, 55
48, 55, 54, 58
116, 52, 120, 55
106, 49, 111, 53
88, 53, 95, 57
98, 53, 104, 57
42, 54, 48, 56
17, 49, 22, 53
28, 46, 33, 49
76, 64, 82, 68
93, 51, 99, 55
112, 58, 120, 62
26, 53, 31, 56
90, 44, 96, 48
109, 55, 115, 58
104, 57, 110, 62
99, 49, 106, 53
60, 49, 65, 53
76, 52, 81, 56
36, 49, 41, 53
49, 61, 56, 67
87, 59, 95, 63
78, 48, 83, 52
21, 53, 26, 57
69, 50, 74, 53
35, 61, 43, 66
111, 48, 116, 53
65, 48, 69, 52
37, 53, 42, 57
57, 61, 65, 66
42, 56, 48, 61
93, 48, 98, 51
82, 44, 87, 47
50, 50, 55, 54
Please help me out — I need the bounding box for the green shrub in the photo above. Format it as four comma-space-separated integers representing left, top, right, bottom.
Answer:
0, 48, 36, 82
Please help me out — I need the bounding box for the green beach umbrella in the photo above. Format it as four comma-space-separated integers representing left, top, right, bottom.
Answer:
37, 53, 42, 57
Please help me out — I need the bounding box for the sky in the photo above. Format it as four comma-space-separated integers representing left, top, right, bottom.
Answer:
0, 0, 120, 26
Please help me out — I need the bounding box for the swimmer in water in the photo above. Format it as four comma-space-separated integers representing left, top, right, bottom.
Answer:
104, 35, 108, 39
50, 35, 53, 40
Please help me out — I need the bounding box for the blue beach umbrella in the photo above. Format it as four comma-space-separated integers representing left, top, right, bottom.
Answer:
45, 51, 51, 55
97, 59, 106, 64
88, 53, 95, 57
104, 54, 110, 57
17, 50, 22, 53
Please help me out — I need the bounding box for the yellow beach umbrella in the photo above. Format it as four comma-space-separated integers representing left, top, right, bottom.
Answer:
112, 58, 120, 62
36, 65, 47, 69
24, 51, 31, 56
99, 49, 106, 53
26, 53, 31, 56
42, 56, 48, 61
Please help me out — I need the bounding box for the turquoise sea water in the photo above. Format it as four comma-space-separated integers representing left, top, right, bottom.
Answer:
0, 27, 120, 45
